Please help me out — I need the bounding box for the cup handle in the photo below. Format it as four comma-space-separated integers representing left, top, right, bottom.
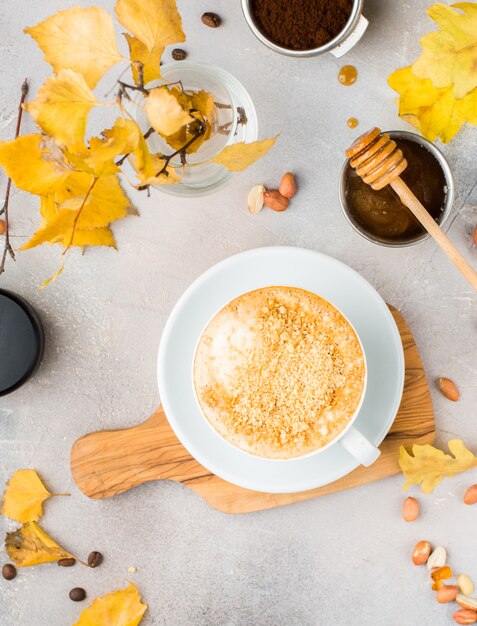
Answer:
339, 425, 380, 467
330, 14, 369, 59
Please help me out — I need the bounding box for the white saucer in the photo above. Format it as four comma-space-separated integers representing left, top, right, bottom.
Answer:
158, 247, 404, 493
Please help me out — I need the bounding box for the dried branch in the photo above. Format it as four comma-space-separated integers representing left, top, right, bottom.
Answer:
0, 78, 29, 277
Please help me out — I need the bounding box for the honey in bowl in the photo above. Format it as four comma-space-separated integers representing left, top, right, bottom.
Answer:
193, 286, 365, 460
343, 137, 448, 244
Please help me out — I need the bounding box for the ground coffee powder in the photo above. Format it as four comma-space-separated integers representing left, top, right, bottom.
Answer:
251, 0, 353, 50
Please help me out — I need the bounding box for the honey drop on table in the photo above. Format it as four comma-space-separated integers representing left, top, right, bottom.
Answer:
347, 117, 358, 128
338, 65, 357, 86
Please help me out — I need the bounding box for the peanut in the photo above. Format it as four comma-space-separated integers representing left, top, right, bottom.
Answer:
453, 609, 477, 624
412, 540, 431, 565
402, 496, 419, 522
457, 595, 477, 611
247, 185, 265, 214
438, 377, 460, 401
436, 585, 458, 603
263, 190, 289, 212
464, 485, 477, 505
427, 546, 446, 570
278, 172, 297, 199
458, 575, 475, 596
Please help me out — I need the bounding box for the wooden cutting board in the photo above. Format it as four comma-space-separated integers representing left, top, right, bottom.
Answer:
71, 307, 435, 514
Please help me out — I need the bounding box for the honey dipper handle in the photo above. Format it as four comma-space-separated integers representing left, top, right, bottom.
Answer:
391, 177, 477, 293
70, 406, 209, 499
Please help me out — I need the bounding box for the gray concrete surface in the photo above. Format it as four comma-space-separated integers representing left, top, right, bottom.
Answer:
1, 0, 477, 624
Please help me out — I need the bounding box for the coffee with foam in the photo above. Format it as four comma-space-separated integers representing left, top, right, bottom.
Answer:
194, 286, 365, 459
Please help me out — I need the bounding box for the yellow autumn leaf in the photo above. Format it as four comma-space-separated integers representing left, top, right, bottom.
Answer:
124, 34, 163, 87
25, 6, 123, 89
74, 582, 147, 626
413, 2, 477, 99
115, 0, 184, 51
211, 135, 279, 172
388, 67, 477, 143
0, 134, 70, 196
190, 90, 215, 121
21, 174, 131, 250
1, 470, 56, 523
5, 522, 73, 567
144, 87, 194, 137
24, 70, 100, 152
399, 439, 477, 494
85, 118, 142, 177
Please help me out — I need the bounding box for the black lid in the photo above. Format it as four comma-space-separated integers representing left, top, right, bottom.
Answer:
0, 289, 44, 396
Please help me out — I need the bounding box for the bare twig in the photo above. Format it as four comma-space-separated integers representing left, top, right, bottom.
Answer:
0, 78, 29, 277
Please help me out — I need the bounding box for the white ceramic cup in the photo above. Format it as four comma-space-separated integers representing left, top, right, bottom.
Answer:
193, 292, 380, 468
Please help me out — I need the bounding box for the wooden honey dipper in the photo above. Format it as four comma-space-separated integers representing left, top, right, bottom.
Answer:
346, 127, 477, 292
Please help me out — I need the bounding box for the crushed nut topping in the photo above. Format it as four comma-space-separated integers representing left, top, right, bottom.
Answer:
194, 287, 365, 459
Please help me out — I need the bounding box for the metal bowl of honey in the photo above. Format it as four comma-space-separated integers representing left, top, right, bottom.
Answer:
339, 131, 454, 247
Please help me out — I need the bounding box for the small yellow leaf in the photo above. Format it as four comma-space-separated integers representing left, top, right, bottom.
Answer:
74, 582, 147, 626
24, 70, 100, 152
413, 2, 477, 99
190, 90, 215, 121
124, 34, 163, 87
1, 470, 52, 523
85, 118, 142, 177
211, 136, 279, 172
388, 66, 477, 143
115, 0, 184, 51
25, 6, 123, 89
399, 439, 477, 493
21, 174, 131, 251
0, 134, 70, 196
5, 522, 73, 567
145, 87, 194, 137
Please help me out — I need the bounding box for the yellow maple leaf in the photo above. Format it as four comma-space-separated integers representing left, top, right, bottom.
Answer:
5, 522, 74, 567
388, 66, 477, 143
124, 34, 163, 87
21, 174, 131, 250
115, 0, 184, 52
144, 87, 194, 137
24, 70, 100, 152
0, 134, 70, 196
211, 136, 279, 172
399, 439, 477, 493
1, 470, 67, 524
25, 6, 123, 89
413, 2, 477, 99
74, 582, 147, 626
85, 118, 142, 177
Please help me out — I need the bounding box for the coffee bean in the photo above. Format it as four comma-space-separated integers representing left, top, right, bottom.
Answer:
2, 564, 17, 580
87, 551, 103, 568
201, 12, 221, 28
172, 48, 187, 61
58, 558, 76, 567
69, 587, 86, 602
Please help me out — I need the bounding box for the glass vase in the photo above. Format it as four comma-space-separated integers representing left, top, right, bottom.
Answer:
126, 62, 258, 197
